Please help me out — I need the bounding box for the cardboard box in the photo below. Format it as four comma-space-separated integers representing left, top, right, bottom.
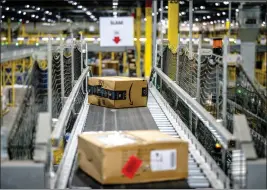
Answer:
88, 76, 148, 108
78, 130, 188, 184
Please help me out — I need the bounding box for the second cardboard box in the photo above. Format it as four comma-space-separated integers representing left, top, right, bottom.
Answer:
88, 76, 148, 108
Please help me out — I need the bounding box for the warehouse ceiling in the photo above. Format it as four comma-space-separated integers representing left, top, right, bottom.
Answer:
1, 0, 266, 24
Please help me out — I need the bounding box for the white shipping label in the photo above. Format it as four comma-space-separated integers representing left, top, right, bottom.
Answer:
150, 149, 177, 171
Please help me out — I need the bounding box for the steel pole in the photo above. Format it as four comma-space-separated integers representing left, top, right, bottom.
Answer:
152, 0, 157, 67
160, 0, 163, 70
47, 37, 54, 181
85, 42, 88, 93
189, 0, 193, 59
60, 36, 65, 105
222, 36, 229, 126
71, 33, 74, 87
228, 2, 232, 37
196, 35, 202, 102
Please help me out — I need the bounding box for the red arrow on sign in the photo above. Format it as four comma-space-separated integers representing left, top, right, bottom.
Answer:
113, 36, 121, 44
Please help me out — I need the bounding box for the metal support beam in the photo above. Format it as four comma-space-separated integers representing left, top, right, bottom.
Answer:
167, 0, 179, 80
7, 18, 11, 44
123, 52, 127, 74
160, 0, 164, 70
47, 37, 54, 178
98, 52, 102, 76
60, 37, 65, 105
135, 3, 141, 77
228, 2, 232, 37
111, 52, 115, 60
189, 0, 193, 59
71, 33, 75, 87
196, 35, 202, 102
222, 36, 228, 126
145, 0, 153, 78
152, 0, 157, 68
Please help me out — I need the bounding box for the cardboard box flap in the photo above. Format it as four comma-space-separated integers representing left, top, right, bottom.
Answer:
125, 130, 187, 144
79, 131, 145, 148
91, 76, 146, 81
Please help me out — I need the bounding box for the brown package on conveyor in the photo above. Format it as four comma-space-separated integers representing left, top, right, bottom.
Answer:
78, 130, 189, 185
88, 76, 148, 108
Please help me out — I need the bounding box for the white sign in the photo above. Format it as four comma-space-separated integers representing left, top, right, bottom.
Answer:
99, 17, 134, 47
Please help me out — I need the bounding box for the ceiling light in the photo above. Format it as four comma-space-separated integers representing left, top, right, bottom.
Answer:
222, 12, 226, 15
18, 10, 22, 14
222, 20, 225, 23
19, 19, 22, 22
113, 12, 117, 15
223, 1, 229, 5
152, 13, 154, 16
45, 11, 49, 14
90, 15, 94, 19
217, 13, 220, 16
42, 17, 45, 21
210, 21, 213, 24
86, 11, 92, 15
83, 8, 87, 11
200, 6, 205, 9
73, 2, 77, 5
236, 9, 239, 12
78, 5, 82, 9
49, 12, 52, 15
26, 20, 29, 23
2, 0, 6, 3
113, 5, 117, 9
144, 18, 147, 21
203, 16, 206, 20
2, 15, 5, 19
159, 8, 162, 11
31, 14, 35, 18
214, 21, 217, 23
5, 7, 9, 10
165, 6, 168, 9
215, 3, 219, 6
180, 1, 184, 4
36, 16, 39, 19
36, 7, 40, 10
11, 17, 14, 20
32, 6, 35, 9
25, 5, 30, 8
181, 12, 185, 15
23, 12, 26, 15
195, 18, 199, 22
203, 22, 207, 26
207, 15, 211, 19
113, 2, 118, 6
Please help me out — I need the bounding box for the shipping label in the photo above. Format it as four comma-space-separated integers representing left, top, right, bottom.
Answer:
150, 149, 177, 171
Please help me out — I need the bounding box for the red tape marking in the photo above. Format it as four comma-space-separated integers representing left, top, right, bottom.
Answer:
122, 155, 142, 179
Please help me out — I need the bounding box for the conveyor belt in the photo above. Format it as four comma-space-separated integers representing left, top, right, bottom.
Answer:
68, 93, 211, 189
